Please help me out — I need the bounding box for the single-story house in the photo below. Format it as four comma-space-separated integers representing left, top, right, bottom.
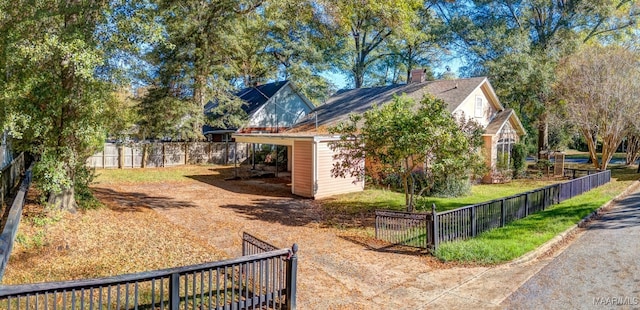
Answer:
203, 80, 315, 142
234, 73, 526, 198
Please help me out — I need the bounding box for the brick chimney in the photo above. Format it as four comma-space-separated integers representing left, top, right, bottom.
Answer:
410, 69, 427, 83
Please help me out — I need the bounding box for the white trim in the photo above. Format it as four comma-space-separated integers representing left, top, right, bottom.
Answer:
312, 140, 318, 197
451, 78, 505, 114
291, 142, 295, 193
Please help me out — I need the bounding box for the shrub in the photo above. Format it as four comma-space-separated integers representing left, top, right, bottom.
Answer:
429, 175, 471, 197
511, 143, 527, 178
380, 170, 470, 198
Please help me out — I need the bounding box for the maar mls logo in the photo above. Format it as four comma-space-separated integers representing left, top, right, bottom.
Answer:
593, 296, 639, 306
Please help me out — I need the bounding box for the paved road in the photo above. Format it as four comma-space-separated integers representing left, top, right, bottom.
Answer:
503, 191, 640, 309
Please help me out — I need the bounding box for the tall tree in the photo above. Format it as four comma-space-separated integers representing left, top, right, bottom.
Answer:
318, 0, 424, 88
436, 0, 639, 156
143, 0, 264, 139
555, 45, 640, 170
0, 0, 122, 211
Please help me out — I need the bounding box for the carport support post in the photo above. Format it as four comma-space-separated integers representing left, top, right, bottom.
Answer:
234, 142, 238, 178
252, 143, 256, 170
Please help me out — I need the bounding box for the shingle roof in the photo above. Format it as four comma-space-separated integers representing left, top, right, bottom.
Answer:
235, 80, 289, 114
484, 109, 514, 135
203, 81, 289, 134
289, 77, 487, 133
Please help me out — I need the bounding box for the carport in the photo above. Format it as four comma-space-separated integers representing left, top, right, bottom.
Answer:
233, 133, 364, 199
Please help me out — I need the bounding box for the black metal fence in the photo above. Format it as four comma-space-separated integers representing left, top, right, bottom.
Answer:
242, 232, 279, 256
0, 161, 32, 280
0, 234, 298, 310
375, 170, 611, 250
0, 153, 24, 208
563, 168, 601, 180
374, 210, 433, 248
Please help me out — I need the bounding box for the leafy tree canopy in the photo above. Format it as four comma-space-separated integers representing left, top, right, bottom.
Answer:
329, 95, 485, 211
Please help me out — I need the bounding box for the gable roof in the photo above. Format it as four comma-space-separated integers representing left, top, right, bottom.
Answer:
234, 80, 290, 114
203, 81, 292, 135
290, 76, 490, 133
484, 108, 526, 136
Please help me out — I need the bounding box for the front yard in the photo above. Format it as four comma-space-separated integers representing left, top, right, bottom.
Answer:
4, 164, 636, 308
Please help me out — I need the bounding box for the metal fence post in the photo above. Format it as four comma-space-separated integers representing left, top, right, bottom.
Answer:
169, 273, 180, 310
500, 199, 506, 227
524, 192, 529, 217
432, 203, 439, 250
470, 205, 477, 237
374, 213, 379, 239
286, 244, 299, 310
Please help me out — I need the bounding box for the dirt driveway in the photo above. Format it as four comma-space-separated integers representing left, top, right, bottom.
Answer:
92, 166, 543, 309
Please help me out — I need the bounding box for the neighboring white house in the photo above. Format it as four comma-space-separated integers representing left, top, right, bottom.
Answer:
203, 80, 315, 142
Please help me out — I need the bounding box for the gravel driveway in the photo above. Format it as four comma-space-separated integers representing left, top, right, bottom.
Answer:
503, 192, 640, 309
94, 166, 603, 309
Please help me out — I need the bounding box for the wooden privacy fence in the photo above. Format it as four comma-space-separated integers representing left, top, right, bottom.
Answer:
87, 142, 249, 169
0, 153, 24, 208
0, 233, 298, 310
375, 169, 611, 250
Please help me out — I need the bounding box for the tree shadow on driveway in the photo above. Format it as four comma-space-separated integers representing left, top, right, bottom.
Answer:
219, 198, 377, 229
586, 192, 640, 231
218, 198, 321, 227
185, 174, 295, 198
92, 187, 199, 212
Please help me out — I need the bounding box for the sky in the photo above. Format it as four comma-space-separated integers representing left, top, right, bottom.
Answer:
320, 58, 464, 90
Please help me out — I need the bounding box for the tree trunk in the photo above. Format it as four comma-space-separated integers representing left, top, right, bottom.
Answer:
48, 187, 77, 213
581, 128, 601, 170
402, 174, 411, 212
537, 114, 548, 159
625, 135, 640, 165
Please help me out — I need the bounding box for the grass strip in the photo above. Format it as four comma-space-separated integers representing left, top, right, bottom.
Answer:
433, 176, 632, 264
322, 179, 561, 214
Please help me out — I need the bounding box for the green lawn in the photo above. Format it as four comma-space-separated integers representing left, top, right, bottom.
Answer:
321, 179, 562, 214
433, 165, 636, 263
92, 165, 235, 184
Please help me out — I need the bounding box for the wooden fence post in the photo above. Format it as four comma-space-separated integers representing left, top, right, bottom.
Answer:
162, 143, 166, 167
524, 192, 530, 217
432, 203, 439, 250
184, 142, 188, 165
118, 145, 124, 169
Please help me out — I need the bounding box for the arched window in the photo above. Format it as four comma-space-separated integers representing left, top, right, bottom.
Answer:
496, 122, 517, 170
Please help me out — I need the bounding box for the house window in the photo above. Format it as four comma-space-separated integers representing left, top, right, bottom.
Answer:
475, 96, 483, 118
496, 123, 517, 170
